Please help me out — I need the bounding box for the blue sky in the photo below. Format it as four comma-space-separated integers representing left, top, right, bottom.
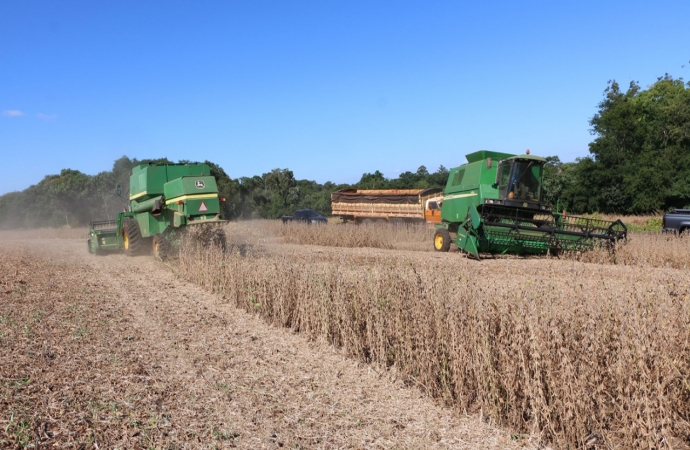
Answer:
1, 1, 689, 194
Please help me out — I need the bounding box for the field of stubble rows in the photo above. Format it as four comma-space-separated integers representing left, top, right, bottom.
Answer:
2, 219, 689, 449
178, 220, 690, 449
0, 226, 531, 450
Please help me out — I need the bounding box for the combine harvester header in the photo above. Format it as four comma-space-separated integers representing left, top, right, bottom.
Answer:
433, 150, 627, 258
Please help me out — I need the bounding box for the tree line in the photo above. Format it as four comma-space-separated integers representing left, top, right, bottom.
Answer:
1, 74, 688, 229
0, 155, 451, 228
547, 75, 690, 214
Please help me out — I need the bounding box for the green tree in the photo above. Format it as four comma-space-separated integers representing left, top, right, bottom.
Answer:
251, 169, 299, 218
542, 156, 568, 209
585, 75, 690, 213
356, 170, 387, 189
429, 165, 449, 188
559, 158, 603, 214
391, 171, 418, 189
237, 175, 265, 219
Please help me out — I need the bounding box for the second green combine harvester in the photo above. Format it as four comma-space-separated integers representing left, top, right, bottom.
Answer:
433, 150, 627, 258
87, 162, 226, 258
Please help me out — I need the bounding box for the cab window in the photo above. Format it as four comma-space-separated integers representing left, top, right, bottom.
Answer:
452, 169, 465, 187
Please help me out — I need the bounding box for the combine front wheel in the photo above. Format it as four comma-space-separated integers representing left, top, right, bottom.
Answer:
123, 219, 143, 256
433, 229, 451, 252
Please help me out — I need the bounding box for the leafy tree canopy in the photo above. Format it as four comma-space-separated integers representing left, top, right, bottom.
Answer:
556, 75, 690, 214
0, 158, 452, 228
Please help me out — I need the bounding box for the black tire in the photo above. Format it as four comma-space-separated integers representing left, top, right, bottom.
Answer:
433, 228, 451, 252
123, 219, 143, 256
87, 239, 94, 254
152, 234, 170, 260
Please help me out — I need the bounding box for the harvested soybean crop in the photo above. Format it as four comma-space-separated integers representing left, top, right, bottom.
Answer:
172, 221, 690, 449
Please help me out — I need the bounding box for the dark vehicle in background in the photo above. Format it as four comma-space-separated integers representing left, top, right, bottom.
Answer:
281, 209, 328, 224
662, 209, 690, 234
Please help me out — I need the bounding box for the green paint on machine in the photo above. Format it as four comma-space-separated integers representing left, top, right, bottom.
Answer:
87, 163, 226, 258
433, 150, 627, 258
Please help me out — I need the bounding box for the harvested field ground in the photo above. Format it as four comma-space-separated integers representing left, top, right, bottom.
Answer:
0, 234, 534, 449
3, 222, 690, 449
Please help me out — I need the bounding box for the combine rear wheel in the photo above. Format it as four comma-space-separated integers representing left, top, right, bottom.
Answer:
433, 229, 451, 252
123, 219, 143, 256
152, 234, 170, 260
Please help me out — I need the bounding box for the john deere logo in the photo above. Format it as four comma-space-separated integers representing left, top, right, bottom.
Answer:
195, 180, 205, 189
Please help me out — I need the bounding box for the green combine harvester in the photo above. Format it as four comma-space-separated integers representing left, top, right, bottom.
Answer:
433, 150, 627, 258
87, 163, 226, 258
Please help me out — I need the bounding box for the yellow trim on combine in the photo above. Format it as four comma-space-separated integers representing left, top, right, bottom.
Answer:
165, 193, 218, 205
130, 191, 147, 201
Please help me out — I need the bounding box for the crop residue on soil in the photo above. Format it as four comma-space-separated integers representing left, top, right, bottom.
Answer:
0, 240, 530, 449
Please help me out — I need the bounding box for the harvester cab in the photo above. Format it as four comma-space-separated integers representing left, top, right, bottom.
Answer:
498, 158, 541, 203
434, 150, 627, 258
